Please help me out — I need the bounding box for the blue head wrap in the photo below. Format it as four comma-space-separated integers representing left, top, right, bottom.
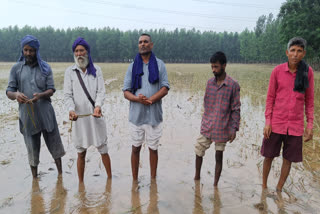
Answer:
72, 37, 96, 77
18, 35, 50, 76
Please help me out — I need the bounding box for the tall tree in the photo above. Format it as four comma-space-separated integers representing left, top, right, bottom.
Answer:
278, 0, 320, 58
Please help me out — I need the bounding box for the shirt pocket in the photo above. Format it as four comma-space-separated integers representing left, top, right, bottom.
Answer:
35, 72, 46, 90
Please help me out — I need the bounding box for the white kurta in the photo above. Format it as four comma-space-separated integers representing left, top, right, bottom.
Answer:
64, 64, 107, 149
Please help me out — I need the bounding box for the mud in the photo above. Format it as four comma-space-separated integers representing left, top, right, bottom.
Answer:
0, 88, 319, 213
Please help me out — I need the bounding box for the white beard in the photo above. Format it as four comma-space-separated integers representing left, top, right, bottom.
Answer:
74, 54, 89, 69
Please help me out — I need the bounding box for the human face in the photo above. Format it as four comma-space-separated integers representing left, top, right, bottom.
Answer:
74, 45, 89, 69
74, 45, 87, 57
211, 62, 226, 77
138, 35, 153, 55
286, 45, 306, 67
23, 45, 36, 64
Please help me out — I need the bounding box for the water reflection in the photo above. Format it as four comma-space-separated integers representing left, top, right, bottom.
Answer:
30, 179, 45, 214
212, 187, 221, 214
147, 179, 159, 214
49, 176, 67, 214
100, 179, 113, 213
74, 179, 112, 213
131, 181, 142, 214
254, 189, 290, 214
193, 180, 204, 214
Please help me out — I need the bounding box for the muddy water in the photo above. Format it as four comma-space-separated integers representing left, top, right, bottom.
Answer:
1, 88, 320, 214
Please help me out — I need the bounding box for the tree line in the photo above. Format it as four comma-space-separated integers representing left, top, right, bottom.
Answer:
0, 0, 319, 70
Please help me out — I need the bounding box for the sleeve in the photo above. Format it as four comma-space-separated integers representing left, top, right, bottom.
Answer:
95, 67, 106, 108
122, 63, 133, 92
45, 66, 56, 92
230, 82, 241, 133
159, 60, 170, 90
305, 67, 314, 129
63, 68, 75, 112
203, 80, 210, 111
6, 65, 19, 94
265, 68, 277, 126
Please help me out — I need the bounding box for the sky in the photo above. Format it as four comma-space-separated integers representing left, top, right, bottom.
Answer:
1, 0, 287, 32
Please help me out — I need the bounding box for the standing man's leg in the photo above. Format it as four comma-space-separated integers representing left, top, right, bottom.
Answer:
131, 145, 142, 180
77, 150, 86, 183
146, 123, 162, 179
55, 158, 62, 175
194, 134, 212, 180
214, 150, 223, 186
98, 144, 112, 178
213, 142, 226, 186
262, 157, 274, 189
194, 155, 203, 180
260, 133, 283, 189
101, 153, 112, 178
276, 158, 291, 191
149, 148, 158, 179
43, 126, 65, 176
23, 133, 41, 179
276, 135, 302, 191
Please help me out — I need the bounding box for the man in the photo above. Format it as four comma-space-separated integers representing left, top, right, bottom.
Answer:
6, 35, 65, 178
123, 33, 170, 180
64, 37, 112, 183
261, 37, 314, 192
194, 51, 241, 186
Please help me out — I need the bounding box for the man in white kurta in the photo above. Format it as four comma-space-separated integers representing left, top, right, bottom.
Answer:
64, 37, 112, 183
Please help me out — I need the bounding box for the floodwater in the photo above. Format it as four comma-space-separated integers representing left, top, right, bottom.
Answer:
1, 63, 320, 213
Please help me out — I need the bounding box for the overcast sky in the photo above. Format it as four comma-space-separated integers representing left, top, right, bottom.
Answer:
1, 0, 286, 32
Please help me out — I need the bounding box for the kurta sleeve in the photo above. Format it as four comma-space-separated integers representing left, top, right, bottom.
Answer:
94, 67, 106, 108
45, 66, 56, 92
6, 64, 19, 94
63, 68, 75, 112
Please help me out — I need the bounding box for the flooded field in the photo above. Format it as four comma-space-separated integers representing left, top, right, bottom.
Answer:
0, 62, 319, 213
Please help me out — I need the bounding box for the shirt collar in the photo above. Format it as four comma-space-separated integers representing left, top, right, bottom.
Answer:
213, 75, 229, 86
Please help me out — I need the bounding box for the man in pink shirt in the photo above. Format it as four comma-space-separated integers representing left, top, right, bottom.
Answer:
261, 37, 314, 192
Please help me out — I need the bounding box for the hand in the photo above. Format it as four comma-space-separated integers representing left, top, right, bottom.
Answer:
263, 125, 272, 139
29, 93, 42, 103
15, 92, 29, 104
138, 94, 152, 105
303, 128, 313, 142
92, 106, 102, 118
229, 133, 236, 143
69, 111, 78, 121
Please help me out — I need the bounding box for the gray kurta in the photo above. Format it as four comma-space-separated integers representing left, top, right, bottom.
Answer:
64, 64, 107, 149
6, 61, 58, 135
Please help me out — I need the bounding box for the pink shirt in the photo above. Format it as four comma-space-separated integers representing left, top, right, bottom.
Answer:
265, 62, 314, 136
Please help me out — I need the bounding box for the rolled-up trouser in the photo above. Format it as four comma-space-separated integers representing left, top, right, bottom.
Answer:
23, 125, 65, 166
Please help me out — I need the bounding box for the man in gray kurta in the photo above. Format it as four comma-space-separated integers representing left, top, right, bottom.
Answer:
64, 37, 112, 183
6, 35, 65, 178
123, 33, 170, 180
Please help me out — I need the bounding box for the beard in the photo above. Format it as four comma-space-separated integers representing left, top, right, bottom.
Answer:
74, 54, 89, 69
25, 55, 37, 65
214, 68, 224, 77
